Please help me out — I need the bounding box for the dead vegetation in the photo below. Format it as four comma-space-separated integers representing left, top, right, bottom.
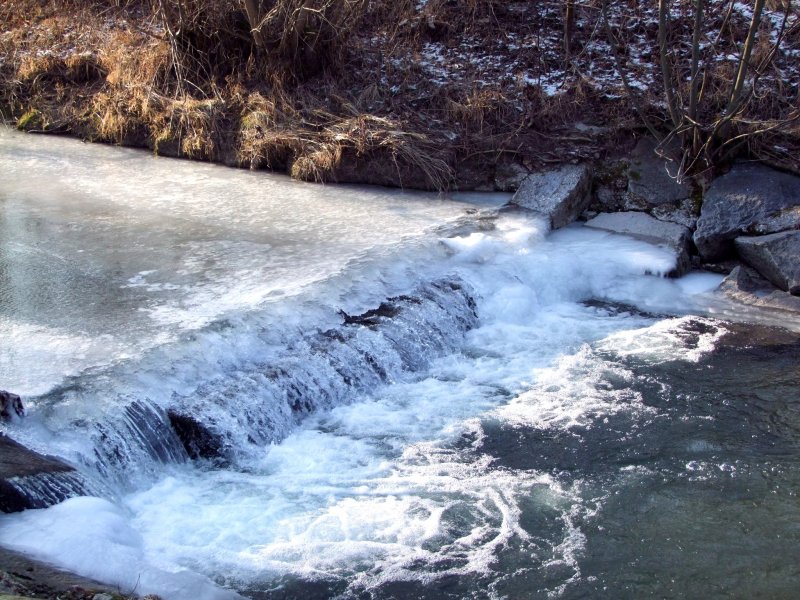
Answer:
0, 0, 798, 189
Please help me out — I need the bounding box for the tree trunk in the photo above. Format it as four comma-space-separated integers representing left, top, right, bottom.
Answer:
243, 0, 265, 48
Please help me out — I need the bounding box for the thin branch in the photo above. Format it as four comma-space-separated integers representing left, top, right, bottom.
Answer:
658, 0, 681, 128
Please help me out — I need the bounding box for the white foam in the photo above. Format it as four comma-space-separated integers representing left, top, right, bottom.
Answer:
596, 316, 727, 363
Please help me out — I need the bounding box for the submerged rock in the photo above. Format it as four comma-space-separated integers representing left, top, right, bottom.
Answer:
0, 434, 94, 513
508, 164, 591, 229
584, 211, 692, 276
694, 164, 800, 261
167, 409, 229, 462
735, 231, 800, 295
718, 266, 800, 314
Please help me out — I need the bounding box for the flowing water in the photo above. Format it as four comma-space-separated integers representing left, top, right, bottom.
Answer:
1, 129, 799, 599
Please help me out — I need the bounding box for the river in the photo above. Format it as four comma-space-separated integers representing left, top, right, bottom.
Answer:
1, 129, 798, 599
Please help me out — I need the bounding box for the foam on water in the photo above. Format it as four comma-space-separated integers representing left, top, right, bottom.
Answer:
5, 222, 730, 598
0, 496, 243, 599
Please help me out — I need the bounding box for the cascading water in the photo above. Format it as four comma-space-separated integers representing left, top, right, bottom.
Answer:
2, 129, 799, 600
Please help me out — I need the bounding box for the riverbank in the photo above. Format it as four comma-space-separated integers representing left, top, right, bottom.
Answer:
0, 547, 142, 600
2, 0, 799, 190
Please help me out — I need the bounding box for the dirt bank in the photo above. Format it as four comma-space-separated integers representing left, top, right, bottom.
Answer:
2, 0, 798, 190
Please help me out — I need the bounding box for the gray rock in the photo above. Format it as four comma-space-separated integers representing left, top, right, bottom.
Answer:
0, 547, 118, 598
627, 138, 691, 207
594, 184, 624, 212
508, 164, 591, 229
584, 211, 692, 276
735, 231, 800, 295
719, 266, 800, 314
694, 164, 800, 261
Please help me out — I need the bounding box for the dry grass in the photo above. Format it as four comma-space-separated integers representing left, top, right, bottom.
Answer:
238, 90, 304, 169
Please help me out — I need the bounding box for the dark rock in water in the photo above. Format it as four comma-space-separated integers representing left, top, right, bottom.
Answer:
694, 164, 800, 261
584, 211, 692, 276
718, 266, 800, 314
167, 409, 229, 461
339, 298, 408, 328
735, 231, 800, 295
0, 434, 94, 513
508, 164, 591, 229
0, 390, 24, 421
690, 256, 740, 274
626, 138, 691, 208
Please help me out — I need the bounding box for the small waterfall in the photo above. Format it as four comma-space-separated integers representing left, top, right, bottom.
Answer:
86, 399, 189, 483
165, 277, 479, 463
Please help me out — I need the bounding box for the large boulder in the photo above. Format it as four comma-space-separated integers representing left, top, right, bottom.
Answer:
0, 434, 93, 513
508, 164, 591, 229
584, 211, 692, 276
735, 231, 800, 295
626, 138, 691, 208
694, 164, 800, 261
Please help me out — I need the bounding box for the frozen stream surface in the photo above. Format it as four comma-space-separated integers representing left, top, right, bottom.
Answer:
1, 129, 799, 599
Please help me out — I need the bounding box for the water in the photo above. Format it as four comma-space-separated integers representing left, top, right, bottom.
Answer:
1, 129, 799, 599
